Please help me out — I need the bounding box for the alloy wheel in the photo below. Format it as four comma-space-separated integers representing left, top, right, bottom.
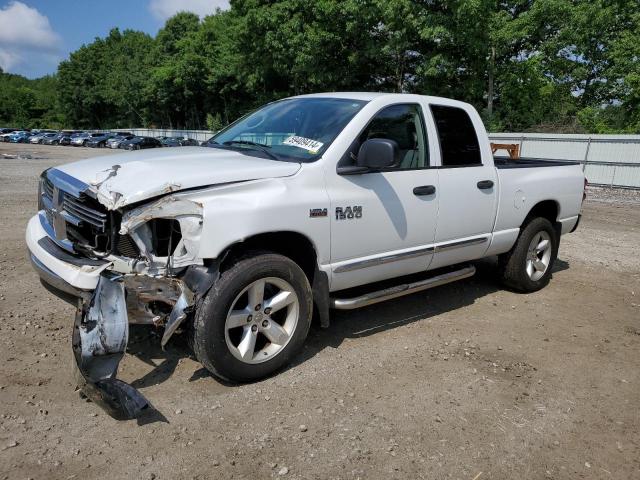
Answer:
224, 277, 299, 364
526, 231, 552, 281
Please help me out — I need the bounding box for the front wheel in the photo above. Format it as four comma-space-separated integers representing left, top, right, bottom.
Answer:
193, 253, 312, 382
498, 217, 559, 293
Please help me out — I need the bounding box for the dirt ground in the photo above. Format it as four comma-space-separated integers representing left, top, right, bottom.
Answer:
1, 142, 639, 480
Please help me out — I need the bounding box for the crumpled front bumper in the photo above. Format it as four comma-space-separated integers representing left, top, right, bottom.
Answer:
26, 214, 196, 420
72, 274, 152, 420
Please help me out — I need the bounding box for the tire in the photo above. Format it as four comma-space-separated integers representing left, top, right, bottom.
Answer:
498, 217, 559, 293
193, 252, 313, 382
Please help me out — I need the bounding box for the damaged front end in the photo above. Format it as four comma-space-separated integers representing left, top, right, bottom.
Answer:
37, 168, 215, 420
72, 271, 200, 420
72, 274, 151, 420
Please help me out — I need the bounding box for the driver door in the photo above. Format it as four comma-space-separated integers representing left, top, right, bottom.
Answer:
326, 103, 440, 291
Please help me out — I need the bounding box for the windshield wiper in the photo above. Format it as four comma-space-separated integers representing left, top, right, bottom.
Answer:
222, 140, 279, 160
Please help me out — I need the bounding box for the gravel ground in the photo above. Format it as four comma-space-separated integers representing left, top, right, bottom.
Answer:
1, 143, 639, 480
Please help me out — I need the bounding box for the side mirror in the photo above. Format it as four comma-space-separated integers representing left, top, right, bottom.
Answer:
357, 138, 399, 169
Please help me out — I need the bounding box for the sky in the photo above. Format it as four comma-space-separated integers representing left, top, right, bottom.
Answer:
0, 0, 230, 79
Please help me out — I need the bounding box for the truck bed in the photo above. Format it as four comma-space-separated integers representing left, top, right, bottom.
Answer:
494, 156, 580, 169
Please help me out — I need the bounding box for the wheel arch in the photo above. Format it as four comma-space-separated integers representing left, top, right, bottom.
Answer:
521, 199, 562, 239
213, 230, 331, 328
522, 199, 560, 226
217, 231, 318, 281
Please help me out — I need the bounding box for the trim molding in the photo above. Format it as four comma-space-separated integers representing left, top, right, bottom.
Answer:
433, 236, 488, 252
333, 236, 488, 273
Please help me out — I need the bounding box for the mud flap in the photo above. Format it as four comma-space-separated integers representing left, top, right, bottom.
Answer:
72, 274, 152, 420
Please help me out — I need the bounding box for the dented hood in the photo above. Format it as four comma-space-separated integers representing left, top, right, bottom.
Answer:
56, 147, 301, 210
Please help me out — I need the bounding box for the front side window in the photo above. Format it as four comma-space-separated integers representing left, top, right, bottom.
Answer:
210, 98, 367, 162
359, 104, 428, 170
430, 105, 481, 167
342, 104, 428, 170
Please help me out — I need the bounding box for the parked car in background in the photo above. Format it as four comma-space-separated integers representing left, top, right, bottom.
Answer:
63, 132, 86, 146
161, 136, 199, 147
85, 133, 116, 148
69, 132, 90, 146
71, 132, 104, 147
42, 131, 76, 145
1, 131, 17, 142
8, 131, 31, 143
119, 136, 162, 150
29, 132, 47, 144
106, 134, 135, 149
42, 133, 63, 145
32, 132, 59, 144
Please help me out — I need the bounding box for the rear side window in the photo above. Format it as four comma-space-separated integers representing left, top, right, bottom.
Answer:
430, 105, 481, 167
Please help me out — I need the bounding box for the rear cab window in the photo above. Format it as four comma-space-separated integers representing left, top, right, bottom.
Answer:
430, 105, 481, 167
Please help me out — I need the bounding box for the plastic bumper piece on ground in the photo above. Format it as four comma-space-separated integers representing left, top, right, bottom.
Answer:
72, 273, 152, 420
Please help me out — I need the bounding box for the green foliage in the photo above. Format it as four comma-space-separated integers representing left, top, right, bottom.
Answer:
56, 28, 155, 128
206, 112, 224, 132
0, 70, 64, 128
1, 1, 639, 133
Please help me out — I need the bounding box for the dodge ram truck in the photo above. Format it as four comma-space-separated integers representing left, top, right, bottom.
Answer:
26, 93, 585, 419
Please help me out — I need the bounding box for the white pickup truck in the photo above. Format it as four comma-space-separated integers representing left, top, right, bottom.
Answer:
26, 93, 585, 418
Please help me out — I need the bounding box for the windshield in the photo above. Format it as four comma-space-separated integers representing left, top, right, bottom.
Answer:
209, 98, 367, 162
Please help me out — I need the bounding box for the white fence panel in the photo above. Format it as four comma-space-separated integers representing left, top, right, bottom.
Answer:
489, 133, 640, 189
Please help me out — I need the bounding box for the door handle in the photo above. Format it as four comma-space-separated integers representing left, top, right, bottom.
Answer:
477, 180, 494, 190
413, 185, 436, 196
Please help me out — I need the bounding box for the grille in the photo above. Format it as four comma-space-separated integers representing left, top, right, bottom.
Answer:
42, 176, 54, 198
62, 192, 108, 229
40, 173, 113, 253
41, 171, 143, 259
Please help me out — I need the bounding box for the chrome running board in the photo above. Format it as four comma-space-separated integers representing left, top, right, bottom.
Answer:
329, 265, 476, 310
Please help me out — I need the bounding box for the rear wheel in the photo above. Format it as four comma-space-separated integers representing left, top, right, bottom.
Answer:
193, 253, 312, 382
498, 217, 558, 292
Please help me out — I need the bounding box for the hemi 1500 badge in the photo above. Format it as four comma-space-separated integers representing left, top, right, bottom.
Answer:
309, 208, 328, 218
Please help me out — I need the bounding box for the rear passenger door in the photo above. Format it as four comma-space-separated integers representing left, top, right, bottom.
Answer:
428, 104, 498, 270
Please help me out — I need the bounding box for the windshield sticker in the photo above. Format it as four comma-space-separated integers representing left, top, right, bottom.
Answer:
283, 136, 324, 153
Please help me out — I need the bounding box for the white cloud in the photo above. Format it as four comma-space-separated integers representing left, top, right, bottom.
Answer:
0, 1, 62, 76
149, 0, 230, 21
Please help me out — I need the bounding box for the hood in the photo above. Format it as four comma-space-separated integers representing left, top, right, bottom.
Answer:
55, 146, 301, 210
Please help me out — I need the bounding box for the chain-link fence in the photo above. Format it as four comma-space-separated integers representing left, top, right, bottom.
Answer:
128, 128, 215, 143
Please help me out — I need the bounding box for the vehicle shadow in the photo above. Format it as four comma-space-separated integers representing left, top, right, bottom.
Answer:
291, 256, 570, 368
127, 328, 191, 389
127, 257, 571, 389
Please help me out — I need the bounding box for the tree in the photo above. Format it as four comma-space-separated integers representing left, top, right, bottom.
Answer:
57, 28, 154, 128
3, 1, 640, 133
